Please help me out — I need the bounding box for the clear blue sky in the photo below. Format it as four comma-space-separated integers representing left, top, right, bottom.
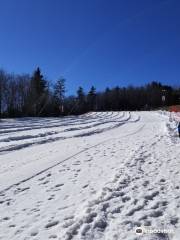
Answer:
0, 0, 180, 94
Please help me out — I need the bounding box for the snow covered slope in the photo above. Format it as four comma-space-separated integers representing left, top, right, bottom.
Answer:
0, 111, 179, 240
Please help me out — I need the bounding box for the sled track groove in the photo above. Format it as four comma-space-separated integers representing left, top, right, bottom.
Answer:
0, 112, 132, 154
0, 123, 145, 195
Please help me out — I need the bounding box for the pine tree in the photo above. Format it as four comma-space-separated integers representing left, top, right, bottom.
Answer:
54, 78, 66, 114
77, 87, 85, 101
31, 67, 47, 96
29, 67, 48, 116
77, 86, 86, 113
87, 86, 96, 111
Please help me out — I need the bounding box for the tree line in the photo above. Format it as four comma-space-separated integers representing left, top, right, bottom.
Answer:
0, 67, 179, 118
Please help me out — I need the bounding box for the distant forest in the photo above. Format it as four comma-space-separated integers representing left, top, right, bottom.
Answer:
0, 67, 180, 118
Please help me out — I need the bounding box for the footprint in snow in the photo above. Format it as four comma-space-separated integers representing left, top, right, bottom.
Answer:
14, 187, 30, 194
170, 217, 178, 225
55, 183, 64, 188
3, 216, 10, 221
49, 234, 58, 238
64, 195, 69, 200
141, 233, 170, 240
72, 161, 81, 166
42, 180, 49, 185
149, 210, 163, 218
30, 229, 39, 237
144, 191, 159, 201
159, 178, 166, 183
143, 180, 149, 187
9, 224, 16, 228
48, 195, 55, 201
84, 158, 92, 162
38, 176, 46, 181
45, 220, 59, 229
122, 196, 131, 203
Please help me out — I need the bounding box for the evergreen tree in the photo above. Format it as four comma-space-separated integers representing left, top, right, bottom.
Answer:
77, 86, 86, 113
31, 67, 47, 96
77, 86, 85, 102
87, 86, 96, 111
29, 67, 48, 116
54, 78, 66, 114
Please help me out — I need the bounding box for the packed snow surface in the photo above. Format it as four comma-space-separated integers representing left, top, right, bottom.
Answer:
0, 111, 180, 240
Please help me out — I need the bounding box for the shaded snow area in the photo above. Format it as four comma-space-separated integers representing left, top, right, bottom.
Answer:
0, 111, 180, 240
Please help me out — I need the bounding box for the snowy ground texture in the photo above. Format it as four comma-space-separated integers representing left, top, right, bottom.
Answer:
0, 111, 180, 240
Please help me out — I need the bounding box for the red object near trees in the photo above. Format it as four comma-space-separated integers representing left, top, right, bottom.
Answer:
169, 105, 180, 113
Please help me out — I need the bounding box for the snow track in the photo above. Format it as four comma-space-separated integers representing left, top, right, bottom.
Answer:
0, 112, 130, 154
0, 111, 179, 240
